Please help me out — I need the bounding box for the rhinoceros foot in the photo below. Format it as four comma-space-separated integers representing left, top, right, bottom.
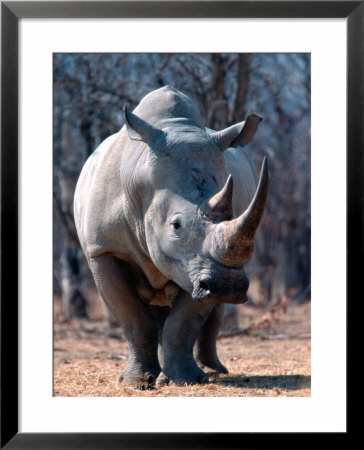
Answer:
197, 359, 229, 375
117, 365, 160, 387
156, 364, 209, 387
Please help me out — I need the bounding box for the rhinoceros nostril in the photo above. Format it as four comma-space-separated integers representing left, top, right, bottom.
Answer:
199, 280, 210, 292
192, 278, 212, 301
191, 278, 211, 301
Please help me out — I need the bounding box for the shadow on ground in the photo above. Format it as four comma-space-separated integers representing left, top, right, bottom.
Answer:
211, 374, 311, 391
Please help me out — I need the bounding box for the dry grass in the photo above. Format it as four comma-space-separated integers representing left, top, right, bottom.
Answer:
54, 298, 310, 397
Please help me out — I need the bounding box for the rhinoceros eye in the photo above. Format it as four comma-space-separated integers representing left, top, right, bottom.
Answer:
171, 220, 181, 231
169, 216, 183, 235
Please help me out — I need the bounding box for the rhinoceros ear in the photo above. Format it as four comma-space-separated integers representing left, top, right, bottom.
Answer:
123, 106, 166, 152
231, 113, 263, 147
211, 121, 246, 152
211, 113, 263, 151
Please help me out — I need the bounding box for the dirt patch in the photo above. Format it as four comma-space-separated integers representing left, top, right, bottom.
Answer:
54, 299, 310, 397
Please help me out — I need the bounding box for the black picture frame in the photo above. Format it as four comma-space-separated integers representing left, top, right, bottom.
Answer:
1, 1, 360, 448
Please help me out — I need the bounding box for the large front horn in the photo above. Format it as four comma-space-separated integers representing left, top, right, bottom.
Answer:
210, 156, 268, 267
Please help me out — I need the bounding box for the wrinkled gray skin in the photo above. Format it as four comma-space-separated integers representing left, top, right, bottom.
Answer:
74, 86, 268, 386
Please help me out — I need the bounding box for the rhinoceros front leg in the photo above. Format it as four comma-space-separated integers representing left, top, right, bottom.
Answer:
156, 291, 214, 386
194, 304, 228, 374
88, 255, 161, 385
148, 305, 170, 368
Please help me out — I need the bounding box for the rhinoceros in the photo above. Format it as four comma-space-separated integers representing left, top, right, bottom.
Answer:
74, 85, 268, 386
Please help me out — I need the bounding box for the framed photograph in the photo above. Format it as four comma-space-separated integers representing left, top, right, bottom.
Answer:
2, 1, 360, 448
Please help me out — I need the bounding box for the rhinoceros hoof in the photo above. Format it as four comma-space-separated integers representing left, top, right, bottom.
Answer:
156, 367, 209, 387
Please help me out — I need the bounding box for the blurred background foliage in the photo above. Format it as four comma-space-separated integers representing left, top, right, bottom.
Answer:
53, 53, 310, 322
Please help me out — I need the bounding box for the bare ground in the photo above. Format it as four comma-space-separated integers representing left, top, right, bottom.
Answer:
54, 297, 310, 397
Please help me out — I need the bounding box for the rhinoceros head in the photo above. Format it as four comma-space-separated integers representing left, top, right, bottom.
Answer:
123, 101, 267, 304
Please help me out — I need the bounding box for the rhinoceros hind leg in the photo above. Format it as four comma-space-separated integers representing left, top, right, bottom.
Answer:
88, 255, 161, 386
158, 291, 214, 385
195, 305, 229, 374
